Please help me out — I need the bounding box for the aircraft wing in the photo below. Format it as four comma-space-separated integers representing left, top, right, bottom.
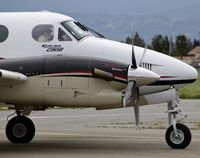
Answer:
0, 69, 27, 85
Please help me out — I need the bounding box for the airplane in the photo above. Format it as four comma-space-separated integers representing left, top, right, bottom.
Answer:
0, 11, 198, 149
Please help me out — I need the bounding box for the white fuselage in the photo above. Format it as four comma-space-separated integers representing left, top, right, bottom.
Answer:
0, 12, 197, 106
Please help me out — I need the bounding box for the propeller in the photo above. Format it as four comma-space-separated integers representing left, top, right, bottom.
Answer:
123, 41, 159, 127
131, 41, 140, 126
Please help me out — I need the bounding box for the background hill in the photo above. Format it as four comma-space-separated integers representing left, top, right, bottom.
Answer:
1, 0, 200, 42
70, 3, 200, 42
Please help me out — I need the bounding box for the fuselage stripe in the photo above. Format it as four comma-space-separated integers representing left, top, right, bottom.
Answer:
150, 79, 196, 85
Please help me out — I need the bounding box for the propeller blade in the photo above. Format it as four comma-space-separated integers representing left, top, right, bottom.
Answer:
132, 45, 137, 68
139, 43, 147, 67
123, 81, 139, 107
123, 81, 134, 107
123, 81, 140, 127
134, 103, 139, 127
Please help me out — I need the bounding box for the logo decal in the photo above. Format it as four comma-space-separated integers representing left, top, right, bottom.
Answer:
42, 44, 64, 52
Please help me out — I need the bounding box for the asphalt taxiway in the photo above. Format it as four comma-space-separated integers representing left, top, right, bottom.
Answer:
0, 99, 200, 158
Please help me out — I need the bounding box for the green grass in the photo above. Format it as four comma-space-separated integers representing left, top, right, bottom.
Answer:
196, 121, 200, 129
180, 69, 200, 99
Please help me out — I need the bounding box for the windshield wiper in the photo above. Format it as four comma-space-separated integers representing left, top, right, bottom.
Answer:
75, 22, 88, 32
85, 26, 105, 38
75, 21, 105, 39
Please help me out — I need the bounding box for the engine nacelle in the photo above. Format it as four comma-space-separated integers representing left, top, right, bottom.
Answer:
0, 69, 27, 85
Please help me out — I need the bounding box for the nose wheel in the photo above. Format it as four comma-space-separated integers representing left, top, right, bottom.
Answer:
6, 116, 35, 143
165, 123, 191, 149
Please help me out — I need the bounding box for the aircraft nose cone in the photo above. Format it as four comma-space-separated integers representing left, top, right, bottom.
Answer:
185, 64, 198, 82
171, 60, 198, 84
128, 67, 160, 86
141, 48, 198, 85
158, 61, 198, 85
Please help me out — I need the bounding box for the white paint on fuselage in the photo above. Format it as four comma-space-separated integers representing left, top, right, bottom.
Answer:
0, 12, 197, 97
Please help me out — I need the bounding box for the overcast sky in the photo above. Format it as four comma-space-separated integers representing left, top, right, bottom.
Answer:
0, 0, 200, 16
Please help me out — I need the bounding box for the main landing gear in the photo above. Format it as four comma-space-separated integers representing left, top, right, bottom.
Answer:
165, 89, 191, 149
6, 109, 35, 143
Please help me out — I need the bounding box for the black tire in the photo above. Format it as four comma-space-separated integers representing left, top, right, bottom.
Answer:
165, 123, 191, 149
6, 116, 35, 143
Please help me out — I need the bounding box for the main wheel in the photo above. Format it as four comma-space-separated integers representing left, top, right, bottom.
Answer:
6, 116, 35, 143
165, 123, 191, 149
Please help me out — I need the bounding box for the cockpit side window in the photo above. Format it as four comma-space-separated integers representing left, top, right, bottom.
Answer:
32, 25, 54, 42
58, 28, 72, 41
62, 21, 90, 40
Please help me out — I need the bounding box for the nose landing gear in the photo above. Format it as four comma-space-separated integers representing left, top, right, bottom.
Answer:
165, 89, 191, 149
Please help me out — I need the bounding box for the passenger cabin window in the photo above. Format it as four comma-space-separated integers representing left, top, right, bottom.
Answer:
0, 25, 9, 42
32, 25, 54, 42
58, 28, 72, 41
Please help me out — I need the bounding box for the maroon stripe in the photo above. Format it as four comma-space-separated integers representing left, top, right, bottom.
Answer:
113, 73, 127, 79
65, 70, 93, 74
160, 76, 177, 79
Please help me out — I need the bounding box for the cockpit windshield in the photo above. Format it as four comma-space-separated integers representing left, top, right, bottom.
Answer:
62, 21, 90, 40
62, 21, 105, 40
85, 26, 105, 39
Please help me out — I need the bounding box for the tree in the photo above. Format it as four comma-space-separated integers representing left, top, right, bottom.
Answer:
175, 35, 192, 59
151, 34, 170, 54
193, 38, 200, 48
133, 32, 145, 47
125, 32, 145, 47
124, 33, 197, 57
125, 36, 132, 44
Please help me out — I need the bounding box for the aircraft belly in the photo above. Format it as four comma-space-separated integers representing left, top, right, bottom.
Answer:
88, 78, 125, 107
44, 77, 89, 107
0, 76, 125, 108
0, 77, 44, 105
44, 77, 125, 107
